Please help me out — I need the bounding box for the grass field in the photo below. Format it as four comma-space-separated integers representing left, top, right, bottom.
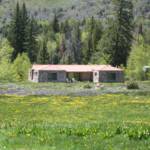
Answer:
0, 91, 150, 150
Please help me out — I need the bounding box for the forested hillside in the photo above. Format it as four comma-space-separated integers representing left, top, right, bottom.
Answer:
0, 0, 150, 23
0, 0, 150, 81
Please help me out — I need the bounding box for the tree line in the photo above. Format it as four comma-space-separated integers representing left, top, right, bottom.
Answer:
3, 0, 133, 67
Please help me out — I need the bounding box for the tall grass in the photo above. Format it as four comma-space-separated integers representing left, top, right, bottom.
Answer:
0, 94, 150, 149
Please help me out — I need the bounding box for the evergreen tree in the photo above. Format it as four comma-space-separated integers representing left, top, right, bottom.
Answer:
85, 35, 93, 64
112, 0, 134, 66
60, 22, 65, 33
9, 2, 22, 61
37, 40, 49, 64
20, 2, 30, 52
60, 20, 75, 64
28, 17, 38, 63
96, 21, 116, 64
9, 2, 30, 61
82, 17, 103, 64
59, 36, 66, 58
92, 21, 103, 53
87, 17, 95, 58
52, 13, 59, 33
72, 23, 82, 64
64, 19, 71, 39
97, 0, 133, 66
90, 16, 95, 33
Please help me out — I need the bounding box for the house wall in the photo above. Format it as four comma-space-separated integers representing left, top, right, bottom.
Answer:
29, 69, 124, 83
38, 71, 66, 82
80, 72, 93, 81
28, 70, 32, 81
93, 71, 99, 83
99, 71, 124, 82
29, 69, 39, 82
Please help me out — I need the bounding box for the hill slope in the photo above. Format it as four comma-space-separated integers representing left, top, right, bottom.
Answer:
0, 0, 149, 23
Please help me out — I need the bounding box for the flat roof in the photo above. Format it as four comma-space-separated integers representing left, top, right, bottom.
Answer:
32, 65, 123, 72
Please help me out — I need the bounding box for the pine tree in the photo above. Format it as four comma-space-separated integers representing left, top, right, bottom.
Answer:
9, 2, 30, 61
52, 13, 59, 33
72, 23, 82, 64
112, 0, 134, 66
82, 17, 103, 64
64, 19, 71, 39
97, 21, 116, 64
59, 35, 66, 58
28, 17, 38, 63
88, 17, 95, 55
92, 21, 103, 53
60, 20, 76, 64
97, 0, 133, 66
9, 2, 22, 61
20, 2, 30, 52
37, 40, 49, 64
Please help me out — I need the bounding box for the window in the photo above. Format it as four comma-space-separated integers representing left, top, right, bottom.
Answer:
107, 73, 116, 81
48, 73, 57, 81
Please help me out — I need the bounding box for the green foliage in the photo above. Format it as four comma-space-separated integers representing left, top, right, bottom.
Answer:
20, 2, 30, 52
0, 39, 13, 62
12, 53, 31, 81
83, 84, 92, 89
81, 17, 103, 64
71, 22, 82, 64
8, 3, 37, 62
0, 39, 16, 81
96, 21, 115, 64
9, 2, 22, 60
112, 0, 133, 66
27, 17, 38, 63
127, 37, 150, 80
0, 59, 16, 81
52, 13, 60, 33
126, 81, 139, 89
3, 1, 135, 66
97, 0, 134, 66
0, 37, 31, 82
37, 40, 49, 64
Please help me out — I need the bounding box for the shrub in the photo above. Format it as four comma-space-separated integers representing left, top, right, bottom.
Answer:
126, 81, 139, 90
0, 59, 16, 82
83, 84, 92, 89
12, 53, 31, 81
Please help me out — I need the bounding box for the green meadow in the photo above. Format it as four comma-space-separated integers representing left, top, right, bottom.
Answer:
0, 92, 150, 150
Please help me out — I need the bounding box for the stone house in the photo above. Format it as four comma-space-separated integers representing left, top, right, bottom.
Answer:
29, 65, 124, 83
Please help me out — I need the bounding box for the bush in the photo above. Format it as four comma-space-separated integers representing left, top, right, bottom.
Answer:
0, 59, 16, 82
83, 84, 92, 89
12, 53, 31, 81
126, 81, 139, 90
